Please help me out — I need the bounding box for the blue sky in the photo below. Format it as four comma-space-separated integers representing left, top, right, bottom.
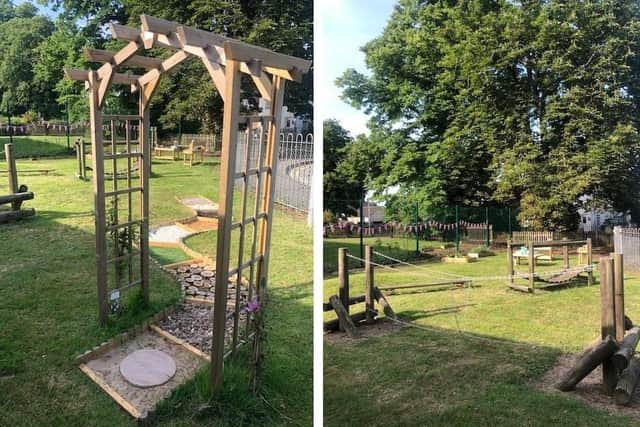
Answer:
318, 0, 395, 137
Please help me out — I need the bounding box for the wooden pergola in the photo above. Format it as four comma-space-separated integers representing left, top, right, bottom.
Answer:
65, 14, 310, 391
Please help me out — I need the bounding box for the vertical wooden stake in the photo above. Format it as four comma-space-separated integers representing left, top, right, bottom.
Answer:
211, 59, 242, 393
365, 245, 375, 324
600, 256, 617, 395
88, 72, 109, 326
507, 240, 514, 286
528, 242, 535, 292
338, 247, 350, 326
139, 86, 151, 305
5, 143, 18, 210
562, 238, 569, 270
587, 238, 593, 286
613, 253, 625, 342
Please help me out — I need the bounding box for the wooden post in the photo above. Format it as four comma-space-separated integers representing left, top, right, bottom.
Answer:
614, 253, 625, 343
562, 238, 569, 270
587, 238, 593, 286
507, 240, 514, 286
338, 247, 350, 320
365, 245, 375, 324
88, 72, 109, 326
600, 256, 617, 395
139, 85, 151, 305
211, 59, 242, 392
556, 335, 619, 391
80, 141, 87, 180
528, 241, 535, 291
4, 143, 18, 210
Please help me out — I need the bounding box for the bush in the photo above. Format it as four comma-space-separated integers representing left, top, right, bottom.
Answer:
470, 245, 495, 257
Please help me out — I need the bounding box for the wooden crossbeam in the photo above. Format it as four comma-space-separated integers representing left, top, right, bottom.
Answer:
108, 22, 141, 42
64, 68, 140, 86
138, 50, 189, 86
84, 48, 163, 69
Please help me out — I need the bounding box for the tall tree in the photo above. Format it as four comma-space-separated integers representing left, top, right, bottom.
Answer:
323, 119, 363, 216
338, 0, 640, 230
0, 6, 54, 117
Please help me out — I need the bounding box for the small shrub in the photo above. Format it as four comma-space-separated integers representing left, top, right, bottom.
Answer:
470, 245, 495, 257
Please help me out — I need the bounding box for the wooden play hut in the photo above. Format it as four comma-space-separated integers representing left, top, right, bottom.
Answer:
506, 238, 593, 292
64, 14, 310, 391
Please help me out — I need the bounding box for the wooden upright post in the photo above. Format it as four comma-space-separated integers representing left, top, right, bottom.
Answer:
587, 238, 593, 286
600, 256, 617, 394
88, 72, 109, 326
338, 247, 350, 320
562, 238, 569, 270
5, 143, 18, 210
613, 253, 625, 342
365, 245, 375, 324
211, 59, 242, 392
507, 240, 514, 286
139, 85, 151, 305
528, 242, 535, 291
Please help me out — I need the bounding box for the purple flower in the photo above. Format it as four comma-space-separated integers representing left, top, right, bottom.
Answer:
246, 299, 260, 313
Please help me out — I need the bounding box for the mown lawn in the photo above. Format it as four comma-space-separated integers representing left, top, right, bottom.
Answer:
0, 135, 75, 158
324, 250, 640, 425
0, 155, 312, 426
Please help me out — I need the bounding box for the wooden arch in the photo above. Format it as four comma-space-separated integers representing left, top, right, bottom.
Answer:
65, 14, 310, 391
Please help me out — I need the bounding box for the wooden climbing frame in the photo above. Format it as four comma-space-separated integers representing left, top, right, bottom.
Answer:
506, 238, 593, 292
64, 14, 310, 392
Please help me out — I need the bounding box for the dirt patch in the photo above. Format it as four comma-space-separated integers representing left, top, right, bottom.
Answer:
538, 353, 640, 418
83, 330, 205, 419
324, 318, 405, 344
158, 303, 248, 354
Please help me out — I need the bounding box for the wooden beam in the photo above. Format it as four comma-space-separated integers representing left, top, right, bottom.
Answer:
108, 22, 141, 42
338, 247, 349, 317
614, 253, 625, 342
600, 256, 618, 395
84, 48, 163, 69
79, 364, 142, 419
201, 51, 226, 102
365, 245, 375, 324
223, 39, 311, 74
138, 50, 189, 86
210, 58, 243, 393
64, 68, 140, 86
556, 335, 619, 391
88, 71, 109, 326
251, 72, 272, 102
329, 295, 359, 338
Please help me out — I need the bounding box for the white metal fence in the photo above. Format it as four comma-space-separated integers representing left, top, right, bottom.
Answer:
614, 226, 640, 271
235, 130, 313, 213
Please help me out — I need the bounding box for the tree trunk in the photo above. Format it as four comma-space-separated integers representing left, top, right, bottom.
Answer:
556, 335, 619, 392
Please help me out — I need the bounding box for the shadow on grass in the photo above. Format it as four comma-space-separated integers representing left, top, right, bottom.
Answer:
324, 323, 636, 426
400, 304, 477, 321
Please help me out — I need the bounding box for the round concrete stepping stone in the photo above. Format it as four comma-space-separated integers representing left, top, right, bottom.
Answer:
119, 349, 177, 388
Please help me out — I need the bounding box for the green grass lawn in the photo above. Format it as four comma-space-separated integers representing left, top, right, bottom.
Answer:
324, 250, 640, 425
0, 155, 312, 426
0, 135, 75, 158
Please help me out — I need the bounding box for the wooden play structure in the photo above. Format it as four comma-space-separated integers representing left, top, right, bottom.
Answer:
557, 253, 640, 407
64, 13, 310, 394
323, 247, 397, 338
0, 143, 35, 224
506, 238, 593, 292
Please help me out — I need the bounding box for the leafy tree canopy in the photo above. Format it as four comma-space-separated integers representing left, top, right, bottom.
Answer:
337, 0, 640, 230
